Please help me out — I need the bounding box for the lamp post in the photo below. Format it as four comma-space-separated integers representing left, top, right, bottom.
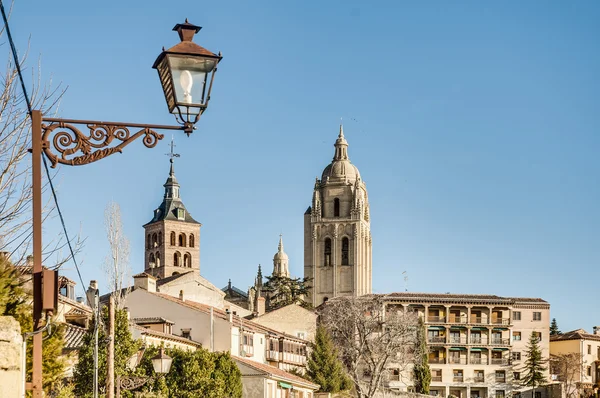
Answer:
28, 20, 221, 397
115, 347, 173, 398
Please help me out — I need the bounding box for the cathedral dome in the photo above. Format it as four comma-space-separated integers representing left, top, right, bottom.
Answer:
273, 235, 289, 262
321, 124, 361, 182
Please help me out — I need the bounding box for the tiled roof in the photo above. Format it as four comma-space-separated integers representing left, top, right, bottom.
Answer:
377, 292, 547, 305
63, 323, 87, 351
131, 324, 202, 347
550, 329, 600, 342
222, 284, 248, 298
151, 292, 307, 343
133, 317, 175, 325
234, 356, 319, 390
155, 271, 194, 286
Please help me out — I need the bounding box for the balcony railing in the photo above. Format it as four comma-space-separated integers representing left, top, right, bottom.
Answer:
266, 350, 280, 361
470, 316, 484, 324
448, 357, 467, 364
428, 316, 446, 323
453, 376, 464, 382
428, 358, 446, 364
428, 337, 446, 344
470, 337, 489, 344
491, 338, 510, 345
431, 376, 442, 382
491, 358, 509, 365
470, 357, 487, 365
449, 316, 468, 324
492, 318, 510, 325
474, 376, 485, 383
449, 337, 468, 344
495, 377, 506, 383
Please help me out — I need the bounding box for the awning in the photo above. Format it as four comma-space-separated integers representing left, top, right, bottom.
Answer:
450, 326, 467, 329
278, 382, 292, 389
471, 327, 487, 330
450, 347, 467, 351
493, 327, 508, 331
492, 347, 509, 351
428, 326, 446, 330
470, 348, 485, 351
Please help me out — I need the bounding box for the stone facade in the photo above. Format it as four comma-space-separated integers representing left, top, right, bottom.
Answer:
0, 316, 23, 398
251, 303, 317, 342
304, 125, 372, 307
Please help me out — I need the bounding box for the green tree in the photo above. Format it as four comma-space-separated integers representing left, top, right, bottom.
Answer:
521, 332, 547, 397
306, 325, 352, 393
213, 351, 243, 398
550, 318, 561, 335
263, 275, 312, 311
0, 256, 66, 395
413, 317, 431, 394
73, 305, 141, 397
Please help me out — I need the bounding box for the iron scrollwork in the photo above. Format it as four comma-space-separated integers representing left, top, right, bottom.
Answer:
119, 375, 152, 391
41, 120, 165, 167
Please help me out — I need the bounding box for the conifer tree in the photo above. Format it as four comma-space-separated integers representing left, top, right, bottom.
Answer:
521, 332, 547, 397
413, 317, 431, 394
550, 318, 561, 335
306, 325, 352, 393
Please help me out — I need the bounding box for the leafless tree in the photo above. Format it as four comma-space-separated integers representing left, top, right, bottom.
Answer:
319, 295, 419, 398
550, 353, 584, 398
102, 201, 131, 309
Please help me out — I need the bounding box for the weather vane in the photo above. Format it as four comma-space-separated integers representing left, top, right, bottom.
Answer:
166, 135, 181, 163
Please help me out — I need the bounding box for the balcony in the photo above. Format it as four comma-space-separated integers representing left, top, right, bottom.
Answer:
470, 316, 484, 324
470, 337, 489, 344
491, 358, 509, 365
448, 357, 467, 364
474, 376, 485, 383
453, 376, 464, 382
431, 376, 442, 382
470, 357, 487, 365
266, 350, 280, 361
428, 316, 446, 323
429, 358, 446, 364
490, 338, 510, 345
449, 337, 468, 344
496, 377, 506, 383
449, 316, 468, 324
428, 337, 446, 344
492, 318, 510, 325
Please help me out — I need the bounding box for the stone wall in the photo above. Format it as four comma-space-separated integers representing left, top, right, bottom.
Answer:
0, 316, 23, 398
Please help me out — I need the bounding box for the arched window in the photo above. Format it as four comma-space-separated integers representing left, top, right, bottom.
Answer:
174, 252, 181, 267
342, 237, 349, 265
170, 232, 176, 246
184, 253, 191, 268
152, 233, 158, 248
156, 252, 161, 267
149, 253, 156, 268
323, 297, 329, 303
334, 198, 340, 217
158, 232, 162, 246
179, 233, 186, 247
146, 234, 151, 249
189, 234, 195, 248
324, 238, 332, 266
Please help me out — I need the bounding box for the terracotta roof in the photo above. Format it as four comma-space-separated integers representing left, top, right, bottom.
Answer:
133, 317, 175, 325
131, 324, 202, 347
133, 272, 157, 279
155, 271, 194, 286
234, 356, 319, 390
63, 323, 87, 351
550, 329, 600, 342
151, 292, 308, 344
377, 292, 547, 305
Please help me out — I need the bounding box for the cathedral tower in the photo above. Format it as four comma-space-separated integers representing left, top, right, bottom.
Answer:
272, 235, 290, 278
143, 155, 201, 279
304, 125, 372, 306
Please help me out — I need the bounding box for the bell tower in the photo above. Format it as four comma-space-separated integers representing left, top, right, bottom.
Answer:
304, 125, 372, 306
143, 140, 201, 279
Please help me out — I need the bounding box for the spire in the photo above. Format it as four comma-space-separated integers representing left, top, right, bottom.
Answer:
333, 123, 349, 161
164, 138, 181, 199
278, 234, 284, 253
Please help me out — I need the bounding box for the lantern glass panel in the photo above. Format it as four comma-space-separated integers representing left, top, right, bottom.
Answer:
168, 55, 216, 112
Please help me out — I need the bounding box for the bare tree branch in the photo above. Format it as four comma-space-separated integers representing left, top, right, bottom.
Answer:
102, 201, 131, 309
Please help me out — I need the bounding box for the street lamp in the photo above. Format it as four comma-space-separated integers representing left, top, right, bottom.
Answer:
28, 20, 221, 398
116, 347, 173, 398
151, 347, 173, 375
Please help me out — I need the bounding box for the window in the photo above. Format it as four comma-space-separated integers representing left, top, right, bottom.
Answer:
341, 237, 349, 265
170, 231, 176, 246
533, 312, 541, 321
514, 394, 521, 398
453, 369, 463, 382
177, 208, 185, 220
334, 198, 340, 217
513, 332, 521, 341
189, 234, 195, 248
513, 372, 521, 380
535, 392, 541, 398
513, 311, 521, 321
495, 371, 506, 383
474, 370, 484, 382
179, 233, 187, 247
496, 391, 505, 398
155, 252, 161, 267
181, 328, 191, 339
533, 332, 542, 342
587, 367, 592, 376
588, 345, 592, 354
512, 352, 521, 361
149, 252, 156, 267
297, 332, 306, 339
152, 233, 158, 247
184, 253, 191, 268
324, 238, 332, 266
173, 252, 181, 267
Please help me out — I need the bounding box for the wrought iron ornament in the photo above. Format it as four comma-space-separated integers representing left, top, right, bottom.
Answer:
118, 376, 151, 391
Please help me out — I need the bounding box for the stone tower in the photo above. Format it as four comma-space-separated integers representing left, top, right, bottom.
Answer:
272, 235, 290, 278
304, 125, 372, 306
143, 158, 201, 279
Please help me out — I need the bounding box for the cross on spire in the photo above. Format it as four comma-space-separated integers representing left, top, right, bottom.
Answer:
166, 136, 181, 164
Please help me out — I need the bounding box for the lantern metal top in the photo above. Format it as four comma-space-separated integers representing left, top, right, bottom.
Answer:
151, 347, 173, 374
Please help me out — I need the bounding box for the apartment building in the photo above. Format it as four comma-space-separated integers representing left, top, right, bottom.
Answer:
381, 293, 550, 398
550, 327, 600, 396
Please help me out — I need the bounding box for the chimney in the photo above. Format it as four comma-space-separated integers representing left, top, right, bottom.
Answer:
76, 297, 84, 304
593, 326, 600, 335
179, 290, 184, 301
133, 273, 157, 293
256, 296, 266, 316
226, 308, 233, 323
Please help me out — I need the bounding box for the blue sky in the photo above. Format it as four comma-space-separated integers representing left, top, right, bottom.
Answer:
5, 1, 599, 332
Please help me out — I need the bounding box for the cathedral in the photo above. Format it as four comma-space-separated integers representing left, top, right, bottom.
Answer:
303, 125, 372, 306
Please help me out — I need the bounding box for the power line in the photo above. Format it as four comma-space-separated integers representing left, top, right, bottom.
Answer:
0, 0, 87, 296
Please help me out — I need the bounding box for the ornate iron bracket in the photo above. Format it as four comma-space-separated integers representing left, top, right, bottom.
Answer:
40, 117, 186, 168
118, 375, 153, 391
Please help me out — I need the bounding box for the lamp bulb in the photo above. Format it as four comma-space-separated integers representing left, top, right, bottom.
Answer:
179, 70, 193, 104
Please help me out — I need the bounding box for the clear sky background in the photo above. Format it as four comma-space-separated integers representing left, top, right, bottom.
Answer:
5, 1, 599, 332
